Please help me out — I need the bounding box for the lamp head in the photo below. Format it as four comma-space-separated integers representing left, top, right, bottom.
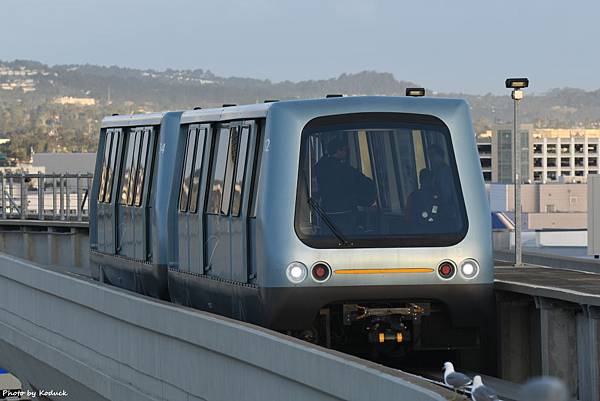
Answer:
406, 87, 426, 97
505, 78, 529, 89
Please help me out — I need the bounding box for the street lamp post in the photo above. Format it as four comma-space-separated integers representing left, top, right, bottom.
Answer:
505, 78, 529, 267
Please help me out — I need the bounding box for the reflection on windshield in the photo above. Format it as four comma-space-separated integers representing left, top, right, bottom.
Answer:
295, 115, 468, 248
314, 135, 376, 233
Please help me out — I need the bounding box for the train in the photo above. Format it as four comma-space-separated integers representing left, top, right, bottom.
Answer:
89, 96, 494, 368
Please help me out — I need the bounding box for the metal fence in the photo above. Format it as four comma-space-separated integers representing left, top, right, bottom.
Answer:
0, 173, 93, 221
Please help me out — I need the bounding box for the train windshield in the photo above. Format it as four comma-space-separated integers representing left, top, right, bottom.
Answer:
295, 113, 468, 248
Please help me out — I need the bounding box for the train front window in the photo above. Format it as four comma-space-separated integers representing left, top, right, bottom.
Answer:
295, 113, 468, 248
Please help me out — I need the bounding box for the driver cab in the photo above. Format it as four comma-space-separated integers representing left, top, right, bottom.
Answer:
295, 112, 467, 248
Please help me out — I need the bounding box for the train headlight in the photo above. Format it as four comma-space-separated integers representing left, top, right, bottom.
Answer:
286, 262, 308, 284
459, 259, 479, 280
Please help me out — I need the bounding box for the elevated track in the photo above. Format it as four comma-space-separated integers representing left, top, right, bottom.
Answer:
0, 214, 598, 400
0, 251, 455, 401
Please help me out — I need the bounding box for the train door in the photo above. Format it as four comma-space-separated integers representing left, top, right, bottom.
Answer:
132, 127, 154, 260
116, 128, 137, 256
96, 129, 112, 252
204, 120, 260, 283
97, 128, 121, 254
177, 124, 208, 274
229, 121, 254, 283
204, 123, 235, 280
116, 127, 153, 259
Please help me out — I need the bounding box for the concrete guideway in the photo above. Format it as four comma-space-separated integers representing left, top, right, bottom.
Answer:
0, 252, 456, 401
495, 266, 600, 401
495, 249, 600, 274
5, 218, 599, 400
496, 266, 600, 306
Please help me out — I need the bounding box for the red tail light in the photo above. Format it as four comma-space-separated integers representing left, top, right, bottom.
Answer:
438, 261, 456, 280
311, 262, 331, 282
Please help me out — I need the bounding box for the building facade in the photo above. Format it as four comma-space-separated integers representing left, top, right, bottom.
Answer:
489, 183, 587, 230
477, 126, 600, 183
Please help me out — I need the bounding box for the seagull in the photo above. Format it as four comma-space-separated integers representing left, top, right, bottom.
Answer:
443, 362, 472, 400
471, 375, 499, 401
521, 377, 568, 401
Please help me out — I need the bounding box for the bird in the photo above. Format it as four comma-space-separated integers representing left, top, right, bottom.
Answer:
521, 376, 568, 401
471, 375, 499, 401
443, 362, 472, 400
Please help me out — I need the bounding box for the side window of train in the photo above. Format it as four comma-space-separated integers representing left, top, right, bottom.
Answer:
189, 127, 207, 213
206, 126, 231, 214
179, 125, 208, 213
98, 128, 122, 203
179, 126, 198, 212
119, 127, 153, 207
119, 130, 136, 205
206, 121, 260, 216
134, 127, 153, 207
98, 129, 113, 202
220, 126, 239, 215
105, 129, 121, 203
231, 125, 251, 216
127, 129, 142, 205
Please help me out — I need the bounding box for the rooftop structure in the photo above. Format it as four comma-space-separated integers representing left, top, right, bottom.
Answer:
32, 152, 96, 174
477, 126, 600, 183
489, 182, 590, 230
53, 96, 96, 106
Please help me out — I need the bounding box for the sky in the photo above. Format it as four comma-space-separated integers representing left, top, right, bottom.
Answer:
1, 0, 598, 94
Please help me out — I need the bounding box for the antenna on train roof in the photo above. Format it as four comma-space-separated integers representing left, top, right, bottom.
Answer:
263, 99, 279, 103
193, 107, 202, 110
222, 104, 237, 107
325, 94, 344, 98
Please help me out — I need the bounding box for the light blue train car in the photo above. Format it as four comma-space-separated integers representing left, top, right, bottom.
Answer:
90, 96, 494, 370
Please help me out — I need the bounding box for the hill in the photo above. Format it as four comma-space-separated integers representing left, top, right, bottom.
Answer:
1, 59, 600, 159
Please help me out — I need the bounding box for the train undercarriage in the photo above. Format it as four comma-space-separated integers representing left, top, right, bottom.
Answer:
290, 299, 493, 373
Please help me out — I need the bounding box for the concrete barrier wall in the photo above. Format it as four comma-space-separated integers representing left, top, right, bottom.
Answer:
0, 253, 450, 401
0, 222, 89, 271
496, 291, 600, 401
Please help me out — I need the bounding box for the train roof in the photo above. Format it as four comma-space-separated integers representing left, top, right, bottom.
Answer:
180, 102, 272, 124
100, 111, 172, 128
180, 96, 468, 124
101, 96, 470, 128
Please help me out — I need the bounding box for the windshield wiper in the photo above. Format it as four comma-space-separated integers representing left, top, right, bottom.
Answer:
307, 197, 353, 247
